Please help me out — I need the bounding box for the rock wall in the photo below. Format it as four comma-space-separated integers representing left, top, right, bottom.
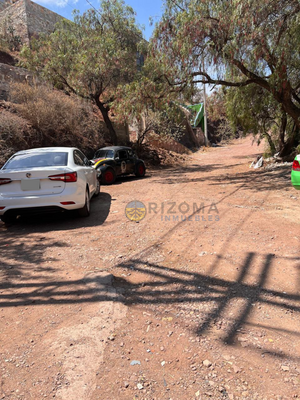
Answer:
0, 0, 9, 12
25, 0, 62, 40
0, 62, 37, 100
0, 0, 63, 44
0, 0, 28, 43
0, 0, 14, 12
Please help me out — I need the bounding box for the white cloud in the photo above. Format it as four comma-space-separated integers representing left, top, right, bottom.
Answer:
32, 0, 78, 8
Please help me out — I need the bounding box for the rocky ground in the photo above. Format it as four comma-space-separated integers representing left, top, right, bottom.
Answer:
0, 137, 299, 400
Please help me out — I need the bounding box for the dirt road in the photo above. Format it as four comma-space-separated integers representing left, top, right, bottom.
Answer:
0, 137, 299, 400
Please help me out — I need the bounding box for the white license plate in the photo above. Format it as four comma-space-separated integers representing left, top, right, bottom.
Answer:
21, 179, 40, 191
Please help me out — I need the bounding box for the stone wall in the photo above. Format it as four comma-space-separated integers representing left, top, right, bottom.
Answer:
0, 0, 8, 12
0, 0, 12, 12
0, 0, 28, 43
26, 0, 62, 40
0, 0, 63, 44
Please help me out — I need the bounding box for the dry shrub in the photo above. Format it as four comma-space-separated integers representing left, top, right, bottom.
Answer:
0, 109, 34, 165
207, 90, 235, 143
10, 83, 105, 155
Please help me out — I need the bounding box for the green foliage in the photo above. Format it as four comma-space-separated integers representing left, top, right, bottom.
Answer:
0, 23, 22, 51
206, 89, 235, 142
207, 90, 227, 123
138, 108, 185, 147
226, 85, 277, 149
113, 72, 186, 147
151, 0, 300, 154
20, 0, 144, 144
225, 84, 298, 155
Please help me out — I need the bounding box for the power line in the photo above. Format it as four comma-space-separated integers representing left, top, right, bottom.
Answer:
82, 0, 147, 42
84, 0, 100, 16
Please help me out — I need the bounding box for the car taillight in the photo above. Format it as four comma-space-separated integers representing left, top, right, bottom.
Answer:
0, 178, 12, 185
48, 172, 77, 182
292, 160, 300, 171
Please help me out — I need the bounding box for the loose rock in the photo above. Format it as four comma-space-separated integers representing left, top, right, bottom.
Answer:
203, 360, 212, 367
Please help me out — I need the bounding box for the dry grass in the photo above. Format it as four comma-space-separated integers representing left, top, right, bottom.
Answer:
0, 109, 34, 165
0, 83, 106, 164
10, 83, 105, 152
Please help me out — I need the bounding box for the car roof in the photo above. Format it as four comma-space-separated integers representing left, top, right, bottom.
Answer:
98, 146, 132, 151
14, 147, 77, 155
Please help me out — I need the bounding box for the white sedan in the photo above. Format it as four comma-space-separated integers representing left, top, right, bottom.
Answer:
0, 147, 100, 223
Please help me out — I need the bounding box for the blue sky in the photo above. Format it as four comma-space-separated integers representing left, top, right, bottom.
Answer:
32, 0, 164, 40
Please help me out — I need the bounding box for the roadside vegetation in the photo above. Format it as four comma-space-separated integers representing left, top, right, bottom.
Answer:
19, 0, 145, 145
0, 22, 22, 53
147, 0, 300, 157
0, 84, 105, 165
1, 0, 299, 162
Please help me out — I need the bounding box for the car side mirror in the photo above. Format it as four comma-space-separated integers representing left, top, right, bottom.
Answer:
89, 160, 95, 166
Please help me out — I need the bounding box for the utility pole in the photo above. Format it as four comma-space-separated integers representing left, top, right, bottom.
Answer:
202, 59, 209, 146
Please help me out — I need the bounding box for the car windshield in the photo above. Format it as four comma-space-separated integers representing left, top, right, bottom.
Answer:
3, 152, 68, 170
94, 150, 114, 159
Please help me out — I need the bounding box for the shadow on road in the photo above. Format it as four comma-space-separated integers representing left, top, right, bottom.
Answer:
113, 252, 300, 361
0, 192, 112, 233
0, 247, 299, 361
152, 164, 292, 192
1, 237, 299, 362
113, 174, 150, 185
0, 143, 298, 365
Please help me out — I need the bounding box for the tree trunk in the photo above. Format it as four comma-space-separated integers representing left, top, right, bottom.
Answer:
263, 132, 276, 155
279, 124, 299, 158
275, 85, 300, 132
279, 111, 287, 151
94, 97, 118, 145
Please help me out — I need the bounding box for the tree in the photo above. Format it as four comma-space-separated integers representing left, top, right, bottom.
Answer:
150, 0, 300, 154
206, 89, 235, 143
20, 0, 144, 145
225, 84, 297, 155
112, 61, 187, 150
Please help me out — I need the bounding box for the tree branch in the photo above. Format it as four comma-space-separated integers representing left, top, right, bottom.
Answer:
231, 59, 271, 91
168, 0, 185, 12
160, 70, 255, 88
52, 68, 90, 100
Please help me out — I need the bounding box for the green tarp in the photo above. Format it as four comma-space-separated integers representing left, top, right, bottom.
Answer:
182, 103, 205, 132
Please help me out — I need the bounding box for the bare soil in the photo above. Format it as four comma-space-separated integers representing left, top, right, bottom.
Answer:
0, 137, 299, 400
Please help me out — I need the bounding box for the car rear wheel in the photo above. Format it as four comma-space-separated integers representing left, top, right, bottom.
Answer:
101, 168, 116, 185
135, 162, 146, 177
1, 213, 17, 224
78, 188, 90, 217
94, 179, 100, 197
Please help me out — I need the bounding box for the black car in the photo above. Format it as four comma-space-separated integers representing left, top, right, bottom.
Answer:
92, 146, 146, 185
